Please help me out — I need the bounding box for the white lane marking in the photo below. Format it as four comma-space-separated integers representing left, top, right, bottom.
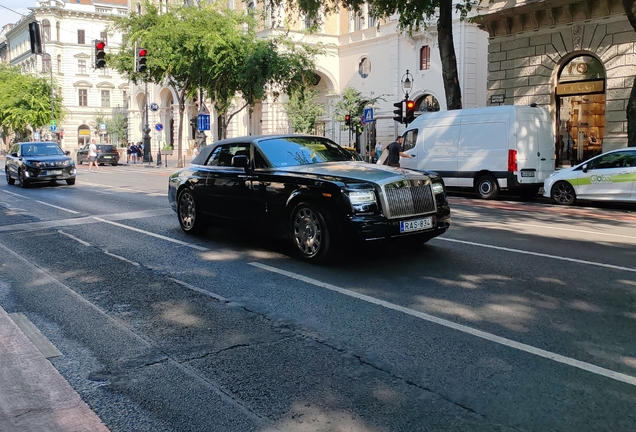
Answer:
103, 250, 140, 266
92, 217, 209, 251
34, 200, 80, 214
168, 277, 227, 303
2, 190, 22, 197
438, 238, 636, 273
58, 230, 91, 246
249, 262, 636, 387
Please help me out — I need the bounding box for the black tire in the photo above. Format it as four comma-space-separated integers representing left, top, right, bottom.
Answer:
551, 181, 576, 205
475, 175, 499, 200
6, 169, 15, 185
289, 202, 335, 263
112, 162, 118, 166
77, 158, 82, 165
177, 188, 205, 234
18, 169, 29, 188
66, 178, 76, 186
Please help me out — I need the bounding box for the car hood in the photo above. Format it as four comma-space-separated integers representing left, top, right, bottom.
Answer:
550, 166, 576, 179
274, 161, 432, 184
23, 155, 71, 162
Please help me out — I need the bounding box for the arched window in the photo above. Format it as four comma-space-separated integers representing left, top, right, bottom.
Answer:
42, 20, 51, 41
558, 55, 604, 83
417, 94, 440, 112
136, 2, 141, 13
42, 54, 51, 73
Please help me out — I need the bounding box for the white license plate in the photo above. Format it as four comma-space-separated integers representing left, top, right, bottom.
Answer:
520, 171, 535, 177
47, 170, 62, 175
400, 217, 433, 233
104, 156, 112, 158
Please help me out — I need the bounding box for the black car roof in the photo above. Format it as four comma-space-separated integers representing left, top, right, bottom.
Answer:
192, 134, 329, 165
20, 142, 58, 146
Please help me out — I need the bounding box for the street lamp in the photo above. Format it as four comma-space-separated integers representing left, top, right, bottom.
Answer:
401, 69, 413, 99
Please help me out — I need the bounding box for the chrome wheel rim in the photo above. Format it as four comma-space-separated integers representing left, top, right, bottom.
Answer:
553, 182, 574, 204
479, 180, 493, 195
178, 191, 196, 230
293, 208, 322, 258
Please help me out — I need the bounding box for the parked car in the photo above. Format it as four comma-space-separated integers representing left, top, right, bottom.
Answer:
168, 134, 451, 262
544, 148, 636, 205
5, 141, 76, 187
77, 143, 120, 166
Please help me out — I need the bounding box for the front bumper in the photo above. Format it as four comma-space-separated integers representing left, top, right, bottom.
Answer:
24, 167, 76, 181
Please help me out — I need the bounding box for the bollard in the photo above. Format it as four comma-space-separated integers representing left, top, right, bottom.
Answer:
157, 151, 162, 166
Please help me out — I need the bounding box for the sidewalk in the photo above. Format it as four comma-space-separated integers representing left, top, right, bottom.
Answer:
0, 305, 109, 432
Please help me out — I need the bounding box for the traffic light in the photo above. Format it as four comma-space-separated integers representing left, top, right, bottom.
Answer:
405, 100, 416, 124
344, 114, 351, 126
28, 22, 43, 55
94, 40, 106, 68
136, 48, 147, 72
393, 100, 404, 124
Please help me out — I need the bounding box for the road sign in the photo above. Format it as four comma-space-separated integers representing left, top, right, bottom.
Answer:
99, 123, 107, 130
155, 123, 163, 131
150, 103, 159, 112
34, 132, 40, 140
363, 108, 374, 124
50, 125, 57, 132
50, 120, 57, 127
197, 114, 210, 131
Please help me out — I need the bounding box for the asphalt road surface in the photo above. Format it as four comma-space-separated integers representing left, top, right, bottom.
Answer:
0, 162, 635, 431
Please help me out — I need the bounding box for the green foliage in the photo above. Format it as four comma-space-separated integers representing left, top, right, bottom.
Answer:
0, 63, 64, 139
283, 90, 325, 134
333, 87, 384, 133
91, 110, 128, 145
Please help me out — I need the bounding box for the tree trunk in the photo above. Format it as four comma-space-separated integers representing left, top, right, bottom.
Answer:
437, 0, 462, 110
622, 1, 636, 147
177, 104, 185, 168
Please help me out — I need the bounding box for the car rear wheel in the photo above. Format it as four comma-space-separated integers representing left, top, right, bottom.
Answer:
112, 162, 118, 166
475, 175, 499, 199
66, 178, 76, 186
177, 188, 204, 234
77, 158, 82, 165
551, 181, 576, 205
289, 203, 334, 263
18, 169, 29, 188
6, 169, 15, 185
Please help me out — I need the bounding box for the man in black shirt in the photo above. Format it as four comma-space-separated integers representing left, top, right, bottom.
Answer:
386, 136, 414, 167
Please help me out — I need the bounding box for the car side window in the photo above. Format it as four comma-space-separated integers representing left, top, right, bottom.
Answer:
403, 129, 418, 151
10, 144, 19, 155
624, 151, 636, 167
205, 144, 250, 167
254, 148, 269, 169
206, 145, 225, 166
589, 153, 622, 170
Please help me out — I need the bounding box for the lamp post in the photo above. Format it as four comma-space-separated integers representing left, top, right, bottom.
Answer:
142, 81, 151, 163
401, 69, 413, 100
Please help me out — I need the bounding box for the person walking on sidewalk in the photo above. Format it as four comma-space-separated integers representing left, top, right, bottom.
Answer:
88, 139, 99, 171
386, 136, 413, 168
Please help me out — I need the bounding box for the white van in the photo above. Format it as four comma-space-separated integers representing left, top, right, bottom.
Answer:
394, 105, 555, 199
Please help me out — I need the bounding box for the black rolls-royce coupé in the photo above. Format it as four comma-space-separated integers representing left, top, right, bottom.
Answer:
168, 135, 450, 262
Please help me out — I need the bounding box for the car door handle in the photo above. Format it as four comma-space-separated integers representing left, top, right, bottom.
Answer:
540, 158, 547, 161
238, 174, 257, 179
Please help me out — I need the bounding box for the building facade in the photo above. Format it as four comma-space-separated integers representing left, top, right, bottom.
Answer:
4, 0, 129, 149
477, 0, 633, 165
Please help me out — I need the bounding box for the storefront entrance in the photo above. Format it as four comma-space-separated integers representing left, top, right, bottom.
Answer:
556, 55, 606, 166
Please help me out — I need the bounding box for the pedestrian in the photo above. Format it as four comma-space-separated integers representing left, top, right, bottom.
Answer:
88, 139, 99, 171
126, 142, 132, 163
136, 141, 143, 163
374, 141, 382, 163
192, 144, 199, 159
129, 143, 138, 163
385, 136, 413, 167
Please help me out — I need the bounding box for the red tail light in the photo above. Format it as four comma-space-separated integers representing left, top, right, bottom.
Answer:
508, 149, 518, 172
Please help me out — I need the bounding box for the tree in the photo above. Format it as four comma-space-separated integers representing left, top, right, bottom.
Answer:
0, 63, 64, 141
91, 110, 127, 145
283, 90, 325, 134
622, 0, 636, 147
333, 87, 384, 149
264, 0, 477, 111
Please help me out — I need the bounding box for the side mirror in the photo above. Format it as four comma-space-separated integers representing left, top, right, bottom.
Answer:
232, 154, 249, 169
11, 152, 18, 157
582, 163, 588, 173
64, 151, 71, 156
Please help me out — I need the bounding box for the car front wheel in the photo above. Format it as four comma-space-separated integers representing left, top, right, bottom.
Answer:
177, 188, 204, 234
551, 181, 576, 205
6, 169, 15, 185
289, 203, 334, 263
19, 169, 29, 188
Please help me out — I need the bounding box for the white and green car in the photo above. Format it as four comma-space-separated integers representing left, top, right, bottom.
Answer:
544, 148, 636, 205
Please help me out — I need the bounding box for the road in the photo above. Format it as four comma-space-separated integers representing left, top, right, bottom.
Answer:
0, 163, 635, 431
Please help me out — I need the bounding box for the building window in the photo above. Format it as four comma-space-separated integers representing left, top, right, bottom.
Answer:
123, 90, 128, 108
79, 89, 88, 107
100, 31, 108, 45
56, 22, 60, 41
101, 90, 110, 108
42, 54, 51, 73
78, 60, 86, 74
77, 29, 85, 44
99, 66, 109, 76
57, 55, 61, 73
420, 46, 430, 70
42, 20, 51, 41
358, 57, 371, 78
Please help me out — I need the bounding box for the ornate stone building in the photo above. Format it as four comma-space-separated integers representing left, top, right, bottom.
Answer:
476, 0, 633, 164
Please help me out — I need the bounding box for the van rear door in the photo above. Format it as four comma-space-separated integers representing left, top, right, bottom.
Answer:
515, 107, 554, 185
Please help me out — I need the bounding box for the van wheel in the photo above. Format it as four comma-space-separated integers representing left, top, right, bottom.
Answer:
551, 181, 576, 205
475, 175, 499, 200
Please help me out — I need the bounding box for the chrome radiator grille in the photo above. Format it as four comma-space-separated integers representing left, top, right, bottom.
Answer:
382, 179, 436, 219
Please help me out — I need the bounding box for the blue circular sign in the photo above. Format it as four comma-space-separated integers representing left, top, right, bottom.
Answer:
155, 123, 163, 131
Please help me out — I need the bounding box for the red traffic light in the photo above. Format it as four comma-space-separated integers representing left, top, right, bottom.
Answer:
406, 100, 415, 110
138, 48, 147, 57
345, 115, 351, 121
95, 41, 106, 50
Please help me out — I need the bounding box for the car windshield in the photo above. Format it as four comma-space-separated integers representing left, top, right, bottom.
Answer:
97, 145, 116, 152
257, 137, 358, 167
21, 144, 64, 156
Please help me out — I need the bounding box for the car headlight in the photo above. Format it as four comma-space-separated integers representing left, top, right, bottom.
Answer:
25, 160, 41, 168
347, 190, 377, 205
431, 182, 444, 195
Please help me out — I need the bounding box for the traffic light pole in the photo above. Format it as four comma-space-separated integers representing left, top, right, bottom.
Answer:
143, 81, 151, 163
